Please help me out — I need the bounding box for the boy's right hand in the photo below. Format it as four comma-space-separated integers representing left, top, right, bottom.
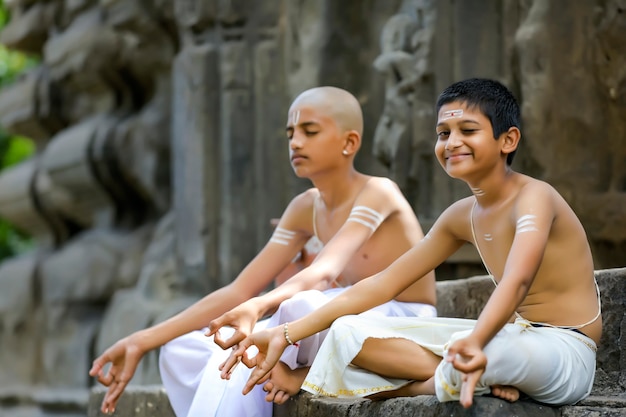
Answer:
445, 336, 488, 408
219, 325, 289, 395
88, 336, 144, 414
207, 300, 261, 349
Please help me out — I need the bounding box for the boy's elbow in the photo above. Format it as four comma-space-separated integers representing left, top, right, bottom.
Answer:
305, 264, 338, 291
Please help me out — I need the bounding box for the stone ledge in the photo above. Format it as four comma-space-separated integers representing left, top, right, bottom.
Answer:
276, 393, 562, 417
88, 386, 173, 417
86, 388, 626, 417
277, 393, 626, 417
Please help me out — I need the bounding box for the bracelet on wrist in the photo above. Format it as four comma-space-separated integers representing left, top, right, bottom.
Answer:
283, 323, 299, 347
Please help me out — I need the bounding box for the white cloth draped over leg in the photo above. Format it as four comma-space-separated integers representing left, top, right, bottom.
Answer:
159, 287, 436, 417
435, 318, 596, 406
303, 316, 596, 406
302, 316, 469, 397
274, 288, 436, 370
160, 321, 272, 417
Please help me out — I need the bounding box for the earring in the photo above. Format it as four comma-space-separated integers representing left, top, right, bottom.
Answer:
342, 150, 348, 155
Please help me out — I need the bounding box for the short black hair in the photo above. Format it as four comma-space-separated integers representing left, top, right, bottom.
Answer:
436, 78, 521, 165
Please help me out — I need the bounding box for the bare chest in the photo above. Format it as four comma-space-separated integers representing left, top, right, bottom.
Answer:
470, 212, 515, 278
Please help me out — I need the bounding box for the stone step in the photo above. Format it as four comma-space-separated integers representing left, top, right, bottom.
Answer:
276, 393, 626, 417
87, 387, 626, 417
0, 386, 88, 417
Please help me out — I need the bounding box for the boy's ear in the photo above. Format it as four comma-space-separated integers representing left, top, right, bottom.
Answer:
343, 130, 361, 155
501, 126, 521, 157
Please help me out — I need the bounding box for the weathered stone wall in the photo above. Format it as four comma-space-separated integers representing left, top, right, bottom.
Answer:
0, 0, 623, 416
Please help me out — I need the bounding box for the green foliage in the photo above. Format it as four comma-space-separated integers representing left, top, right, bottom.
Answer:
0, 1, 7, 27
0, 1, 39, 260
0, 44, 38, 87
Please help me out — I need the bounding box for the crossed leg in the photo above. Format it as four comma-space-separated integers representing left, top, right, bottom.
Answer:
353, 337, 440, 400
350, 337, 520, 403
263, 336, 520, 405
263, 337, 440, 404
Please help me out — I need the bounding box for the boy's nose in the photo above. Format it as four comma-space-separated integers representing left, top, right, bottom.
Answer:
445, 132, 462, 150
290, 134, 304, 149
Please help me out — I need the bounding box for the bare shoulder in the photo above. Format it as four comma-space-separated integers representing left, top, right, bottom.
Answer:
517, 175, 557, 199
279, 188, 319, 229
289, 187, 319, 207
359, 176, 408, 203
355, 176, 415, 215
431, 196, 475, 239
514, 175, 564, 212
441, 196, 475, 220
362, 176, 403, 194
517, 176, 585, 231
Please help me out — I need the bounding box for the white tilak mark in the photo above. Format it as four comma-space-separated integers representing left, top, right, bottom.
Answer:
517, 215, 539, 234
442, 109, 463, 119
471, 187, 485, 196
270, 227, 296, 245
483, 233, 493, 241
291, 110, 300, 125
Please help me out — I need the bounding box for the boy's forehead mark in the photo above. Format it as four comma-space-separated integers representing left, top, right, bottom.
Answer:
442, 109, 463, 120
291, 110, 300, 125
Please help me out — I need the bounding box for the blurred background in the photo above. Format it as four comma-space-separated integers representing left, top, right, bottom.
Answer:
0, 0, 622, 415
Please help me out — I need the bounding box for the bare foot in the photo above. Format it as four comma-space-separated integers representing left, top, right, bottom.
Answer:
262, 362, 309, 404
491, 385, 520, 402
366, 377, 435, 401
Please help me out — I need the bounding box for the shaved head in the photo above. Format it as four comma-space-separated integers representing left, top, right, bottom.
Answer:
290, 86, 364, 135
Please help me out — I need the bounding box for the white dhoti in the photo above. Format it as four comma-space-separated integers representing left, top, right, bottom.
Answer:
302, 316, 596, 406
159, 288, 436, 417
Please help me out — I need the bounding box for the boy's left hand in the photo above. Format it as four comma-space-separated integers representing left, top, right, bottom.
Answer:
445, 337, 488, 408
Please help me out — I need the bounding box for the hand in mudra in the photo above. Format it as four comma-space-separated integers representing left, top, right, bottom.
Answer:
220, 324, 289, 395
89, 336, 144, 414
207, 301, 261, 349
445, 337, 488, 408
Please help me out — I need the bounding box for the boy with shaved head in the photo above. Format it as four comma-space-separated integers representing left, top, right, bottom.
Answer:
226, 79, 602, 409
90, 86, 437, 416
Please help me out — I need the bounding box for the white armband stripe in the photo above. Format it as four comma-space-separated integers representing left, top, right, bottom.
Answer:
270, 237, 291, 245
270, 227, 297, 246
346, 206, 384, 232
351, 211, 382, 223
352, 206, 384, 220
516, 215, 538, 234
346, 217, 377, 231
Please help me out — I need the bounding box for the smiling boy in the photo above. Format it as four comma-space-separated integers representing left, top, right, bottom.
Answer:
226, 78, 602, 408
